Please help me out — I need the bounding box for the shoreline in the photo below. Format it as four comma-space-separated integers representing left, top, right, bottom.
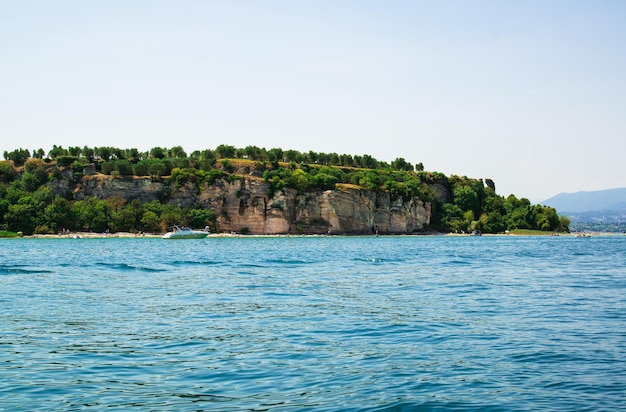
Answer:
13, 231, 621, 239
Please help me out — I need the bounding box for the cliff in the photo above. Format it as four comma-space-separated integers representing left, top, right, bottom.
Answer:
51, 174, 432, 235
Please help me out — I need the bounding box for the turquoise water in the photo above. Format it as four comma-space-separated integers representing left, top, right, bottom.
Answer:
1, 235, 625, 411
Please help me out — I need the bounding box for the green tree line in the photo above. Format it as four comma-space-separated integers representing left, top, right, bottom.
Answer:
0, 183, 214, 235
3, 145, 423, 172
1, 145, 569, 235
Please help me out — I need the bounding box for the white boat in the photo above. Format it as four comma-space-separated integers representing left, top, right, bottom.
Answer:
162, 226, 209, 239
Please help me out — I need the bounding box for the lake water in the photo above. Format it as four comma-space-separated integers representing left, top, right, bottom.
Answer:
1, 235, 625, 411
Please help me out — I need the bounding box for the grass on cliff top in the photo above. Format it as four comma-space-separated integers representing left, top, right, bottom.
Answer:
336, 183, 362, 191
0, 231, 20, 238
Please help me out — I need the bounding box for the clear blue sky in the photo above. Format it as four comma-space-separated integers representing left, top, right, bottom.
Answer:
2, 1, 625, 201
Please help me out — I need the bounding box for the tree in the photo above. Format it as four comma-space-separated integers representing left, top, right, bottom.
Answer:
244, 145, 263, 160
307, 151, 318, 164
289, 168, 310, 193
284, 150, 299, 163
126, 148, 140, 163
56, 155, 79, 168
101, 160, 116, 175
328, 152, 340, 165
71, 197, 110, 232
141, 210, 160, 232
133, 160, 150, 176
43, 196, 73, 233
358, 171, 380, 191
115, 148, 128, 160
95, 146, 112, 161
361, 154, 377, 169
21, 167, 48, 191
149, 147, 166, 159
5, 201, 39, 234
440, 203, 468, 233
188, 208, 215, 229
106, 197, 136, 232
116, 160, 133, 176
33, 148, 46, 159
215, 144, 236, 159
149, 159, 170, 177
391, 157, 413, 171
267, 148, 283, 162
453, 185, 480, 217
82, 146, 95, 163
0, 161, 16, 182
169, 146, 187, 158
68, 146, 82, 157
3, 148, 30, 166
312, 173, 338, 190
507, 206, 529, 230
339, 154, 354, 167
48, 145, 67, 158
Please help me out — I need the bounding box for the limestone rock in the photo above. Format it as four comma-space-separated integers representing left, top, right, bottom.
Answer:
49, 174, 433, 234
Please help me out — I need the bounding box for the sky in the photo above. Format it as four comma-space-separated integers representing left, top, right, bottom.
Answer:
1, 1, 625, 202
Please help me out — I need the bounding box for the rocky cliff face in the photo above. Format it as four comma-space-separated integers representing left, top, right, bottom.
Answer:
56, 174, 432, 235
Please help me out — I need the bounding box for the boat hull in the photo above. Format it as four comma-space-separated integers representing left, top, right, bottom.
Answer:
162, 226, 209, 239
162, 232, 208, 239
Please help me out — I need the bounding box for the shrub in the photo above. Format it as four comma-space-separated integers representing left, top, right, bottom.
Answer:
0, 161, 16, 182
56, 155, 79, 168
221, 159, 234, 173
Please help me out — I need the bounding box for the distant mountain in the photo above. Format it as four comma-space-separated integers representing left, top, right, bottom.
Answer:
542, 188, 626, 232
541, 188, 626, 213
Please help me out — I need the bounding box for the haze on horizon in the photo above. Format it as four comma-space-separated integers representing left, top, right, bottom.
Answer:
1, 1, 625, 202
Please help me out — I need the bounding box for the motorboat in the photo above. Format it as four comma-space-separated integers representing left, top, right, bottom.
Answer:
162, 226, 210, 239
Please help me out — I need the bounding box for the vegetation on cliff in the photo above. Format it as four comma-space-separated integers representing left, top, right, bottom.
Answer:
1, 145, 570, 235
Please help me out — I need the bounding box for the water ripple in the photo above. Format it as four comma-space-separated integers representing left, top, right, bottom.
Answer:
0, 236, 625, 410
0, 264, 53, 275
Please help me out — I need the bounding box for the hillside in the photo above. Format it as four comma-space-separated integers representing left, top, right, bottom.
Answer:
542, 188, 626, 213
542, 188, 626, 232
1, 145, 570, 235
